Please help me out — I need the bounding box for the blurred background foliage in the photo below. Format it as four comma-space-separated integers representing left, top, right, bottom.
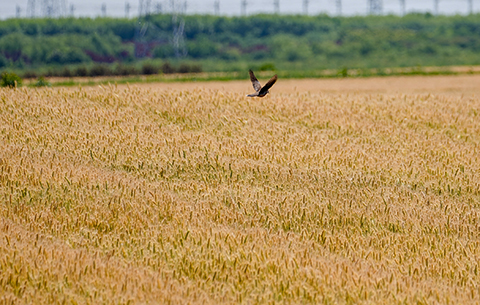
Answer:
1, 13, 480, 77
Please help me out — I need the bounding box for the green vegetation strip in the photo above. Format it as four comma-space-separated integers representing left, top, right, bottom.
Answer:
22, 65, 477, 87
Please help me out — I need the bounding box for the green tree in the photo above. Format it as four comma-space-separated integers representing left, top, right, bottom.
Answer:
1, 71, 22, 88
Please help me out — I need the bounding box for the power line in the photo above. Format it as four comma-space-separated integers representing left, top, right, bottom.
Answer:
13, 0, 480, 19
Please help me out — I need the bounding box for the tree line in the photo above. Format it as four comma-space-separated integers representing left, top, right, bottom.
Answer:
1, 13, 480, 77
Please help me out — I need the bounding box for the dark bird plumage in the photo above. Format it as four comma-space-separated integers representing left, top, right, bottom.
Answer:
247, 70, 277, 97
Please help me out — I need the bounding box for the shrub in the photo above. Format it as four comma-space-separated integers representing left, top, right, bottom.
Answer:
60, 67, 73, 77
189, 64, 202, 73
114, 64, 138, 76
178, 63, 202, 74
141, 62, 159, 75
74, 66, 88, 77
44, 69, 57, 77
1, 71, 22, 88
89, 64, 111, 77
161, 62, 175, 74
34, 76, 51, 87
339, 67, 348, 77
259, 63, 276, 71
23, 70, 38, 79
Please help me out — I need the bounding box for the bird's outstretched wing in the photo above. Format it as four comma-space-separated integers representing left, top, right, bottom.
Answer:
258, 74, 277, 96
249, 69, 262, 92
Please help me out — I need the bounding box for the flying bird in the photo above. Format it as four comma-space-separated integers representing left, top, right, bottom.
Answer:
247, 70, 277, 97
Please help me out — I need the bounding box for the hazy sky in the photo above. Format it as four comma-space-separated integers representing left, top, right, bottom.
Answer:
1, 0, 475, 19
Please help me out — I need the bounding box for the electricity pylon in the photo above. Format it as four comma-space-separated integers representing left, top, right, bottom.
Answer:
368, 0, 383, 15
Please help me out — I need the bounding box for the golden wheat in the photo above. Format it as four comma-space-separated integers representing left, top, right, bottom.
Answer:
1, 76, 480, 304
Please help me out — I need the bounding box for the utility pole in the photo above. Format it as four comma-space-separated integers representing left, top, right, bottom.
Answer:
336, 0, 342, 16
241, 0, 247, 16
214, 0, 220, 15
303, 0, 309, 15
274, 0, 279, 14
400, 0, 406, 15
368, 0, 383, 15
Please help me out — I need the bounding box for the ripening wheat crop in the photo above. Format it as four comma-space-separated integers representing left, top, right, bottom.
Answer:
1, 79, 480, 304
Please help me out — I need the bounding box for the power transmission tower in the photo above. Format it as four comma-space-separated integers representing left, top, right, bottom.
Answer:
146, 0, 152, 15
101, 3, 107, 17
42, 0, 53, 17
335, 0, 342, 15
27, 0, 36, 17
468, 0, 473, 14
16, 5, 21, 18
139, 0, 152, 16
171, 0, 187, 58
125, 2, 131, 17
274, 0, 279, 14
303, 0, 309, 15
134, 0, 170, 59
434, 0, 439, 15
155, 2, 163, 14
214, 0, 220, 15
40, 0, 67, 18
368, 0, 383, 14
241, 0, 247, 16
400, 0, 406, 15
70, 4, 75, 16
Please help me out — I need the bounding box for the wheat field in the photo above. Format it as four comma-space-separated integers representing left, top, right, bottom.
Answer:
1, 74, 480, 304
